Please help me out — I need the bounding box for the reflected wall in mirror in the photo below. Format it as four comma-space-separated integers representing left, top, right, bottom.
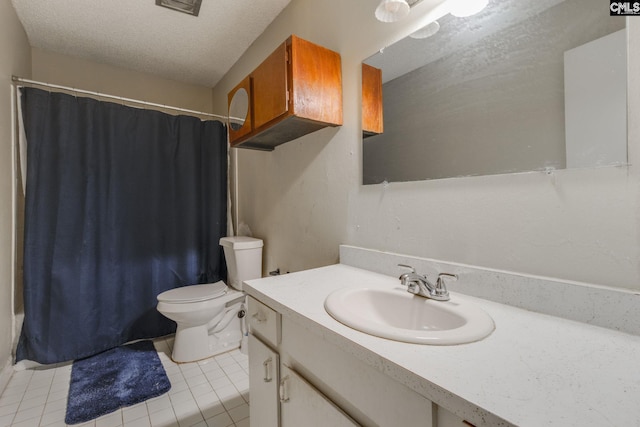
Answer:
228, 76, 252, 141
362, 0, 627, 184
229, 88, 249, 130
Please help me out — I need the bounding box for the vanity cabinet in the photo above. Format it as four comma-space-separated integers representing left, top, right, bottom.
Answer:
362, 63, 383, 137
228, 35, 343, 151
282, 317, 433, 426
248, 334, 279, 427
247, 294, 480, 427
247, 296, 358, 426
247, 297, 281, 427
280, 365, 359, 426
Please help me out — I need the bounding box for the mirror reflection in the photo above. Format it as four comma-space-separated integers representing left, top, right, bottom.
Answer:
362, 0, 627, 185
229, 87, 249, 131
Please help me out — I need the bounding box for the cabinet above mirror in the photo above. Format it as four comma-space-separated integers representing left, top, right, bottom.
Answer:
362, 0, 627, 184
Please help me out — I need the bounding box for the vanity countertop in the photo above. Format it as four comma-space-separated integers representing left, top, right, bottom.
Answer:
243, 263, 640, 427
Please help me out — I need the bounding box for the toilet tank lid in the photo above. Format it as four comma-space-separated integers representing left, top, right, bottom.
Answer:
157, 281, 227, 303
219, 236, 264, 249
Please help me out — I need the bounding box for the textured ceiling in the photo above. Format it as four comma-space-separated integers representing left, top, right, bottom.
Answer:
11, 0, 292, 87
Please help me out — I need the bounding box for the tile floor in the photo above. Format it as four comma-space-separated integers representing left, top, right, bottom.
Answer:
0, 337, 250, 427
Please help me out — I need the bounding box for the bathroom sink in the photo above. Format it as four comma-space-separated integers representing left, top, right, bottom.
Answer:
324, 288, 495, 345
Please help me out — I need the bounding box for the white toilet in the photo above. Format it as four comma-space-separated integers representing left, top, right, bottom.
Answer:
157, 236, 263, 363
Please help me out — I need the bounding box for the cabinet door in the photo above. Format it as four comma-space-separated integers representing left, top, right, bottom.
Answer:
280, 365, 360, 427
248, 334, 279, 427
252, 42, 288, 130
247, 296, 281, 348
362, 63, 383, 136
289, 35, 343, 126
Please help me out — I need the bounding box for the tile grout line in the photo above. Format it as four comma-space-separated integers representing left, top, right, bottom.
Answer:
2, 336, 250, 427
9, 369, 33, 426
41, 362, 67, 427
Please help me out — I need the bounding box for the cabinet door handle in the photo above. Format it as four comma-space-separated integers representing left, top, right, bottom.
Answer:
279, 375, 290, 402
263, 357, 273, 382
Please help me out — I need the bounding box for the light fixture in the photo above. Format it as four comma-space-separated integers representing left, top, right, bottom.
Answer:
155, 0, 202, 16
448, 0, 489, 17
374, 0, 487, 25
409, 20, 440, 39
375, 0, 411, 23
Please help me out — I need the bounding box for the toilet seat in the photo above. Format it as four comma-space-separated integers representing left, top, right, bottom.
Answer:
157, 281, 228, 303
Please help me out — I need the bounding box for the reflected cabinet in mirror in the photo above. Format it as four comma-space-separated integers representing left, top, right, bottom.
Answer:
228, 77, 252, 141
362, 0, 627, 184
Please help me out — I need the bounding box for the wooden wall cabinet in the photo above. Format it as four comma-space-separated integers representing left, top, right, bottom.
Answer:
228, 35, 343, 151
361, 63, 383, 138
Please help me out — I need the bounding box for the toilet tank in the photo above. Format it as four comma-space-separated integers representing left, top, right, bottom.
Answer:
219, 236, 264, 291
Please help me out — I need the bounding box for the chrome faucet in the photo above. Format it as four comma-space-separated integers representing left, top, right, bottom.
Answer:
397, 264, 457, 301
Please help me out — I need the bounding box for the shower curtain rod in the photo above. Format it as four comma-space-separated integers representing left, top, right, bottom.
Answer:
12, 76, 242, 123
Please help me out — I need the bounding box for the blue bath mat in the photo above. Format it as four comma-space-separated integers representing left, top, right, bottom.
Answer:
65, 340, 171, 424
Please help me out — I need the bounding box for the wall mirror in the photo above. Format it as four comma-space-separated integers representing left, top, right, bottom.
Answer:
228, 77, 252, 142
229, 87, 249, 131
362, 0, 627, 184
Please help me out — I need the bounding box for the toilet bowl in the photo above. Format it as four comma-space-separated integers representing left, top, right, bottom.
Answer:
156, 236, 263, 363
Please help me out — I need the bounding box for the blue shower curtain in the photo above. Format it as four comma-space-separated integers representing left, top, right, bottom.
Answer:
17, 87, 228, 364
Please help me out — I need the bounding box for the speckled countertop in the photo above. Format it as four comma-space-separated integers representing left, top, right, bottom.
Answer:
244, 264, 640, 427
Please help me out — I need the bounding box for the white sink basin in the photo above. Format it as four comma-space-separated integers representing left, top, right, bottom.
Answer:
324, 288, 495, 345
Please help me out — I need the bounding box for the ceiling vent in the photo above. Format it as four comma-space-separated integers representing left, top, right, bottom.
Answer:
156, 0, 202, 16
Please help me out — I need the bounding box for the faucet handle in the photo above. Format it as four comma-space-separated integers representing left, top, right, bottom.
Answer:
398, 264, 416, 281
435, 273, 457, 298
397, 264, 418, 291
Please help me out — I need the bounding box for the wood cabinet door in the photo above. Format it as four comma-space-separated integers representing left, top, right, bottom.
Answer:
280, 365, 360, 427
289, 35, 343, 126
252, 42, 289, 130
362, 63, 383, 136
248, 334, 279, 427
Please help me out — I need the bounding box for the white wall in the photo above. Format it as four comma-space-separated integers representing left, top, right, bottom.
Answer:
213, 0, 640, 291
565, 30, 627, 169
0, 1, 31, 377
